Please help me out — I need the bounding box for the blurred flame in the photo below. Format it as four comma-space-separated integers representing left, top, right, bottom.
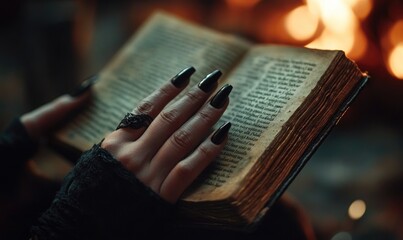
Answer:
312, 0, 357, 34
388, 43, 403, 79
307, 29, 354, 53
389, 20, 403, 47
307, 28, 367, 60
303, 0, 371, 60
343, 0, 373, 19
384, 19, 403, 80
285, 5, 319, 41
226, 0, 260, 9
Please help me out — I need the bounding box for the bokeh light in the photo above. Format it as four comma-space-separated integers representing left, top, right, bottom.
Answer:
304, 0, 367, 60
285, 5, 319, 41
348, 199, 366, 220
388, 44, 403, 80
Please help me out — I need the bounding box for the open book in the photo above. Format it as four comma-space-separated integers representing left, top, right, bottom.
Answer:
53, 11, 368, 230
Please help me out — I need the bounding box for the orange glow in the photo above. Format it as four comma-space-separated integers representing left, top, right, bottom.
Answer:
73, 1, 96, 59
305, 0, 321, 17
349, 28, 368, 60
285, 5, 319, 41
312, 0, 357, 34
304, 0, 367, 60
389, 20, 403, 46
306, 29, 354, 53
388, 44, 403, 79
343, 0, 373, 19
225, 0, 261, 9
308, 29, 367, 60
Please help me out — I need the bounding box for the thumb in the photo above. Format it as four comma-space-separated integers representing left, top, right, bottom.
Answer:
21, 77, 96, 139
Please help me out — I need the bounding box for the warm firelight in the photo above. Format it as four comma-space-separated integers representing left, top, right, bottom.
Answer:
254, 0, 372, 60
225, 0, 403, 80
389, 20, 403, 46
384, 19, 403, 80
388, 44, 403, 79
285, 5, 319, 41
343, 0, 373, 20
307, 29, 352, 51
309, 0, 357, 34
304, 0, 368, 60
225, 0, 261, 9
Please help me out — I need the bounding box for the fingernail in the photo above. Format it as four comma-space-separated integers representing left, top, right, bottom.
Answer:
210, 84, 232, 109
211, 122, 231, 145
198, 70, 222, 93
171, 66, 196, 88
69, 75, 97, 97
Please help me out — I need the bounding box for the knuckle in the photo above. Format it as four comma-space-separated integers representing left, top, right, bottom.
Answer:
185, 89, 203, 102
136, 100, 154, 115
198, 145, 214, 158
175, 162, 193, 179
197, 109, 215, 125
115, 144, 146, 173
171, 129, 192, 150
160, 109, 179, 125
101, 137, 119, 151
101, 136, 146, 174
117, 152, 132, 167
119, 152, 141, 173
158, 84, 171, 98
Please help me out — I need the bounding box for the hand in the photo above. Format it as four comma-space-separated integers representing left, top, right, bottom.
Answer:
101, 67, 232, 203
20, 77, 96, 140
0, 77, 95, 237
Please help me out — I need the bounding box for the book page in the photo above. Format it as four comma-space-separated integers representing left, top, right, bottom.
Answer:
183, 45, 339, 201
55, 12, 250, 150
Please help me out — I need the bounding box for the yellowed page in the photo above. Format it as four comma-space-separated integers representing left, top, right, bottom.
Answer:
183, 45, 339, 201
55, 12, 250, 150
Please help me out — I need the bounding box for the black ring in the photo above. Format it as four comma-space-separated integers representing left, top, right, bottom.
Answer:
116, 113, 153, 130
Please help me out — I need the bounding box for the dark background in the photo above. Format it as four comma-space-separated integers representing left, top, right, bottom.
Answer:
1, 0, 402, 239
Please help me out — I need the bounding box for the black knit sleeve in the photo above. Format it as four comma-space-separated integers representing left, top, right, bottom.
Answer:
0, 118, 38, 193
31, 144, 173, 240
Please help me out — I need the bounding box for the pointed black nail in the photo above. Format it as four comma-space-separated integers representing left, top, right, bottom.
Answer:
211, 122, 231, 145
210, 84, 232, 109
171, 66, 196, 88
198, 70, 222, 93
69, 75, 97, 97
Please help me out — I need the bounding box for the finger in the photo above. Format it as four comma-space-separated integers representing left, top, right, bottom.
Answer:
21, 76, 97, 139
137, 70, 222, 156
159, 122, 231, 203
114, 66, 195, 141
21, 92, 92, 139
101, 67, 196, 170
148, 84, 232, 186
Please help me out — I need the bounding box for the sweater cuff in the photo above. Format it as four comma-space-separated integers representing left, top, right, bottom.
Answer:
1, 118, 38, 161
31, 144, 173, 240
0, 118, 38, 192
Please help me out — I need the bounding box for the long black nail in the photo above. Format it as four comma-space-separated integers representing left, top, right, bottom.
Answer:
198, 70, 222, 93
171, 66, 196, 88
211, 122, 231, 145
69, 75, 97, 97
210, 84, 232, 108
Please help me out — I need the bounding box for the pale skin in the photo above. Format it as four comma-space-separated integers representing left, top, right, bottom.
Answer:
21, 72, 229, 203
21, 73, 313, 240
21, 93, 92, 140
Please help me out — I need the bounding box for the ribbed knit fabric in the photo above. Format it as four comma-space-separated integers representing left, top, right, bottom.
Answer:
30, 145, 172, 240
